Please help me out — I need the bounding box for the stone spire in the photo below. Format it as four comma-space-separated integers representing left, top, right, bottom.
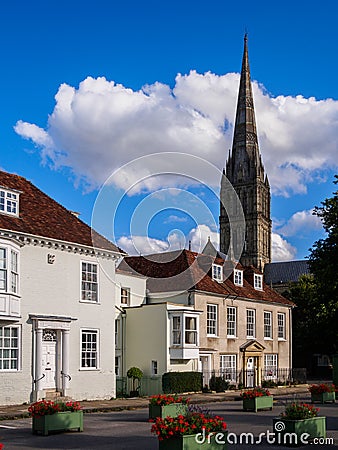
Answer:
220, 35, 271, 271
226, 33, 265, 184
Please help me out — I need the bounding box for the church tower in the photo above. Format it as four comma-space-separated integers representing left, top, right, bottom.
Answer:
220, 35, 271, 271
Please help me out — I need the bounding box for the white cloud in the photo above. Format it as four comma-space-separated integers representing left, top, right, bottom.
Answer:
117, 224, 219, 256
277, 209, 323, 237
164, 215, 188, 223
118, 235, 170, 255
188, 224, 219, 253
14, 72, 338, 196
271, 233, 297, 261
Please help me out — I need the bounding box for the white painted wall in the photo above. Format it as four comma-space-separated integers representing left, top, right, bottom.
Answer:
115, 270, 147, 312
0, 240, 117, 405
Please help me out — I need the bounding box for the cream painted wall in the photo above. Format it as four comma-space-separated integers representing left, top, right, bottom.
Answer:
125, 303, 168, 376
194, 292, 292, 372
0, 240, 117, 405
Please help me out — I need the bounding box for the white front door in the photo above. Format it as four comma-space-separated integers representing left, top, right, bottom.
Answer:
246, 357, 255, 388
41, 330, 57, 390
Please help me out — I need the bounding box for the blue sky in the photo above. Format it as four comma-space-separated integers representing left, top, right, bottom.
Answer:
1, 0, 337, 261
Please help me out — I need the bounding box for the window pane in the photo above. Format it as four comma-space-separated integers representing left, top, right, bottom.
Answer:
227, 307, 236, 337
172, 316, 181, 345
0, 326, 19, 371
207, 305, 217, 335
81, 262, 99, 302
81, 330, 98, 368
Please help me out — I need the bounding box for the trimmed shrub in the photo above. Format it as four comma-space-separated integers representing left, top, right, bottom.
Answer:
162, 371, 202, 394
209, 375, 230, 392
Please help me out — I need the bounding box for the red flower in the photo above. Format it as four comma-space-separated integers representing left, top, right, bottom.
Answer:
149, 394, 190, 406
28, 400, 81, 417
240, 388, 270, 399
150, 412, 227, 440
309, 384, 335, 394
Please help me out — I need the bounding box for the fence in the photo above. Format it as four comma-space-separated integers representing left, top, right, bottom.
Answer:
116, 368, 307, 397
203, 367, 307, 389
116, 376, 162, 397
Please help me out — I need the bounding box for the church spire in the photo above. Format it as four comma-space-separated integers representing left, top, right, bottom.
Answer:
220, 35, 271, 271
226, 33, 263, 184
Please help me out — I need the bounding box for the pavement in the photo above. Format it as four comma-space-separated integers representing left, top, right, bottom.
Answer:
0, 385, 310, 421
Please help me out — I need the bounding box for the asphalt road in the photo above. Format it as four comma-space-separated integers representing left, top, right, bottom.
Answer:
0, 397, 337, 449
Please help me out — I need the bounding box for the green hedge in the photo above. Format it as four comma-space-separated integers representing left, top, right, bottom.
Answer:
162, 371, 203, 394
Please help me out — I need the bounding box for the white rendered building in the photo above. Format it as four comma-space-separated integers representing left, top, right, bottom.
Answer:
0, 171, 120, 405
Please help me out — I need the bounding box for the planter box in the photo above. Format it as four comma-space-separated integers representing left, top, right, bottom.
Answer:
243, 396, 273, 412
159, 432, 228, 449
32, 411, 83, 436
311, 392, 335, 403
149, 403, 188, 420
273, 417, 326, 445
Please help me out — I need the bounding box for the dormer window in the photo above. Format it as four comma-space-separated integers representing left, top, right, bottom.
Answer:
254, 274, 263, 290
0, 188, 19, 217
234, 269, 243, 286
212, 264, 223, 282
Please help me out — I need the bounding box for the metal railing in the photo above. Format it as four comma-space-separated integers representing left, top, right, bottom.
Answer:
202, 368, 307, 389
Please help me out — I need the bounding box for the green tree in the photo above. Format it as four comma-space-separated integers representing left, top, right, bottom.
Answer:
291, 175, 338, 367
309, 175, 338, 355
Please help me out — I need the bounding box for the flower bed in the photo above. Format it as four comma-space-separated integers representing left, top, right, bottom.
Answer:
309, 384, 335, 403
151, 412, 227, 449
240, 388, 271, 399
241, 388, 273, 412
149, 395, 190, 406
273, 402, 326, 445
149, 395, 189, 420
28, 400, 83, 436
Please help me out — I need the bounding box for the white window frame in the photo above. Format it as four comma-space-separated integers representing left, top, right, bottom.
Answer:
151, 360, 158, 375
278, 313, 286, 340
172, 315, 181, 345
81, 261, 99, 303
254, 274, 263, 290
0, 188, 19, 217
0, 325, 20, 371
120, 287, 130, 305
227, 306, 237, 338
212, 264, 223, 282
246, 309, 256, 338
234, 269, 243, 286
264, 311, 272, 339
207, 304, 218, 337
220, 354, 237, 382
0, 242, 20, 295
264, 354, 278, 379
185, 316, 198, 345
80, 329, 99, 369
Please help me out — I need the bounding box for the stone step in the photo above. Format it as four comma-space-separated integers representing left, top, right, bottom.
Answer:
44, 391, 72, 402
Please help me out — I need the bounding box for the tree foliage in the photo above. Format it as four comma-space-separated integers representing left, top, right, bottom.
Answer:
291, 176, 338, 366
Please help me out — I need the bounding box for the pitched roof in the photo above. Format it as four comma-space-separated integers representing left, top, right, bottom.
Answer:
0, 170, 119, 252
264, 260, 310, 285
119, 249, 294, 306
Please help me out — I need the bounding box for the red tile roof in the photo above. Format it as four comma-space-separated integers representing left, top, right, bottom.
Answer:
119, 249, 294, 306
0, 170, 119, 252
